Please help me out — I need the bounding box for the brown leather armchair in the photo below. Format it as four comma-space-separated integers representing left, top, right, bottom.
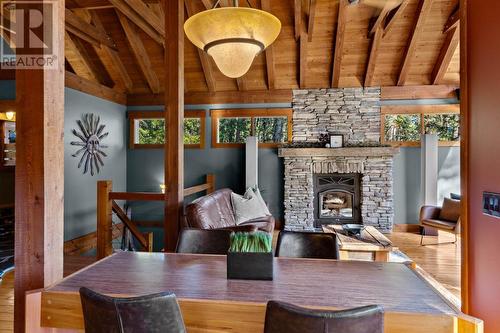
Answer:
419, 198, 461, 245
185, 189, 275, 234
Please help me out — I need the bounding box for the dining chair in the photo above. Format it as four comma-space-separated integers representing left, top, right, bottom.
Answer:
175, 228, 231, 255
79, 287, 186, 333
275, 231, 340, 259
264, 301, 384, 333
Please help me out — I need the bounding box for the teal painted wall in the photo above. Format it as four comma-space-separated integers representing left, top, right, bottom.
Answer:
64, 88, 127, 241
393, 147, 460, 224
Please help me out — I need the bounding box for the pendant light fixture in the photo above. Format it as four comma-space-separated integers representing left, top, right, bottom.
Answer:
184, 0, 281, 79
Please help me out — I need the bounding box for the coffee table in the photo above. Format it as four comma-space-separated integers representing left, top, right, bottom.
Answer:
322, 224, 393, 262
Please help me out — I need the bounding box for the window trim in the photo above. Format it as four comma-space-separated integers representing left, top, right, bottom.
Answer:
380, 104, 460, 147
210, 108, 293, 148
128, 110, 206, 149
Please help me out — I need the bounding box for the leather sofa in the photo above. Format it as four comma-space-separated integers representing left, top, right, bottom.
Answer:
419, 197, 461, 245
185, 189, 275, 233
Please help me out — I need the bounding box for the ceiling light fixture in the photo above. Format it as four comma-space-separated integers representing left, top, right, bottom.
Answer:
184, 0, 281, 79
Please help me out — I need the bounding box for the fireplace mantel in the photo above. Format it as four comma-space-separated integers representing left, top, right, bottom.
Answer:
278, 147, 400, 158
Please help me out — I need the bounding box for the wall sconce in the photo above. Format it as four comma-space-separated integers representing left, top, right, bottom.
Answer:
3, 111, 15, 120
160, 184, 166, 194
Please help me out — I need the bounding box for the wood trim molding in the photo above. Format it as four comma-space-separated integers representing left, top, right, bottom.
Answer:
381, 104, 460, 114
127, 90, 293, 106
210, 108, 293, 148
65, 71, 126, 105
128, 110, 206, 149
381, 85, 459, 100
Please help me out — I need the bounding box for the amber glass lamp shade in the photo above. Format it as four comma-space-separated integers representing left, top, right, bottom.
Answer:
184, 7, 281, 78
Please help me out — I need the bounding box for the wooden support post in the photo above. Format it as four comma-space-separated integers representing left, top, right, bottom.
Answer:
97, 181, 113, 259
14, 1, 65, 331
207, 174, 216, 194
164, 0, 184, 252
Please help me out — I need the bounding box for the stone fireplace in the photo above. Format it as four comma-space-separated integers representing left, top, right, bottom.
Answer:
279, 88, 399, 233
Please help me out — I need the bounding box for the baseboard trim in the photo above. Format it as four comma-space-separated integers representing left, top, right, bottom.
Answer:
393, 224, 421, 233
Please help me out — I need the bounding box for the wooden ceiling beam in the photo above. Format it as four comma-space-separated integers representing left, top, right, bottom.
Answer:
299, 31, 308, 88
397, 0, 434, 86
307, 0, 317, 42
369, 0, 401, 36
109, 0, 164, 45
117, 11, 160, 94
364, 25, 383, 87
443, 5, 459, 33
294, 0, 301, 41
331, 0, 348, 88
65, 31, 100, 83
383, 0, 409, 37
381, 85, 458, 100
261, 0, 276, 90
90, 10, 133, 92
65, 8, 116, 49
66, 71, 126, 105
185, 0, 216, 92
432, 26, 459, 85
66, 0, 161, 9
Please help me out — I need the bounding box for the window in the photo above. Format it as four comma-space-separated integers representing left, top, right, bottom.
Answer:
381, 105, 460, 147
129, 110, 205, 149
211, 109, 292, 148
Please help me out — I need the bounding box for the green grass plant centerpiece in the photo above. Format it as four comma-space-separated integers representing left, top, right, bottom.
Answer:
229, 232, 272, 253
227, 231, 274, 281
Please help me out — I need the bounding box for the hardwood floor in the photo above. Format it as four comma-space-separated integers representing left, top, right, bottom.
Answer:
0, 232, 461, 332
0, 255, 96, 332
387, 230, 461, 302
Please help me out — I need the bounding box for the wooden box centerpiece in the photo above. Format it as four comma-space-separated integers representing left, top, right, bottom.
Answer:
227, 231, 273, 281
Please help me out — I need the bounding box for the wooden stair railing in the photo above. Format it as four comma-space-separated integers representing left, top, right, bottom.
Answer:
97, 174, 215, 259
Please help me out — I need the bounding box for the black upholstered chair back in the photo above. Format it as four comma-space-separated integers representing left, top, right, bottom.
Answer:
275, 231, 340, 259
264, 301, 384, 333
79, 287, 186, 333
175, 229, 231, 255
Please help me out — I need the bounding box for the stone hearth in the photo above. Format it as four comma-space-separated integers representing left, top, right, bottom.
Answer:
280, 87, 399, 233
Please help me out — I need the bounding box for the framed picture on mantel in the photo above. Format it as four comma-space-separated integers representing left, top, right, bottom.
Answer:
329, 134, 343, 148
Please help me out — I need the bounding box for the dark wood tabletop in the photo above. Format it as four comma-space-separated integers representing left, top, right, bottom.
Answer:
47, 251, 457, 316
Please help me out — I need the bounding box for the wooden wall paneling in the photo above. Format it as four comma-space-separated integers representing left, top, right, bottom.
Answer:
294, 0, 301, 41
299, 30, 308, 88
108, 0, 164, 45
331, 0, 347, 88
397, 0, 434, 86
65, 71, 127, 104
14, 0, 65, 330
89, 10, 133, 92
164, 0, 184, 252
116, 11, 160, 94
184, 0, 216, 92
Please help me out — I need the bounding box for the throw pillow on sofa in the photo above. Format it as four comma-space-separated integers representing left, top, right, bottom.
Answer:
231, 188, 271, 225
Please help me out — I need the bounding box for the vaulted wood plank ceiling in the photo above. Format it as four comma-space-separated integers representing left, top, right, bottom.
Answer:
8, 0, 461, 103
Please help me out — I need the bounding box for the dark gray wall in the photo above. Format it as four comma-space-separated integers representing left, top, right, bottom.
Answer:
0, 79, 15, 205
393, 147, 460, 224
127, 110, 284, 226
64, 88, 127, 241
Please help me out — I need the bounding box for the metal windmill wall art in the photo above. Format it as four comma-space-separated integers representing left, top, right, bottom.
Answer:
70, 113, 109, 176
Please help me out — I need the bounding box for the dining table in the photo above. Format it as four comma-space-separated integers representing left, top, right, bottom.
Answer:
26, 251, 482, 332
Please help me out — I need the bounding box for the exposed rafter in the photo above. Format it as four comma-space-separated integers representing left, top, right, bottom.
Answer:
307, 0, 317, 42
294, 0, 301, 41
383, 0, 409, 37
443, 5, 459, 33
109, 0, 164, 45
261, 0, 276, 90
369, 0, 402, 36
116, 11, 160, 94
184, 0, 216, 92
432, 26, 459, 85
65, 31, 100, 83
397, 0, 434, 86
89, 10, 133, 92
364, 25, 383, 87
65, 71, 126, 105
300, 31, 308, 88
331, 0, 348, 88
65, 8, 116, 49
